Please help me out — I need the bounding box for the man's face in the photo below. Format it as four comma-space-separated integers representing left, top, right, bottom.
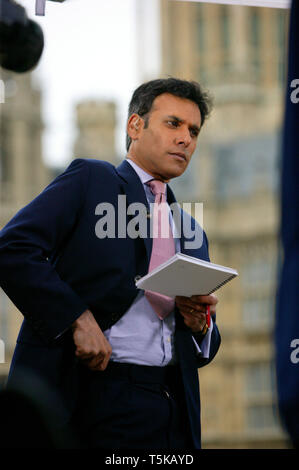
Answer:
127, 93, 202, 181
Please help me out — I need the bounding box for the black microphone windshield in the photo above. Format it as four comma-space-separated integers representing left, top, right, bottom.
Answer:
0, 0, 44, 73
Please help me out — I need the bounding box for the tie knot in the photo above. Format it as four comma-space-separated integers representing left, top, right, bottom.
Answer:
147, 179, 166, 197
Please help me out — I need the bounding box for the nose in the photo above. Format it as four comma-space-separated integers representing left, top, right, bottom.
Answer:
174, 126, 192, 147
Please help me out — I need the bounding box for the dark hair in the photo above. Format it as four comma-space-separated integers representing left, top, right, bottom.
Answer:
126, 77, 213, 151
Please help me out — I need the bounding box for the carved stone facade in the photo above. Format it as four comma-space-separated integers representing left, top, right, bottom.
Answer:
160, 0, 290, 448
73, 100, 118, 165
0, 69, 50, 383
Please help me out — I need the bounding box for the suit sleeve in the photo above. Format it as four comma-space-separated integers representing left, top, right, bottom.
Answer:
0, 158, 90, 343
194, 314, 221, 368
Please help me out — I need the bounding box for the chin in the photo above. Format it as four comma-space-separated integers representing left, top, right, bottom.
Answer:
164, 169, 185, 181
168, 163, 187, 179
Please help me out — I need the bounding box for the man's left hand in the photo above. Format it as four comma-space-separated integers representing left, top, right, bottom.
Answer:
175, 294, 218, 333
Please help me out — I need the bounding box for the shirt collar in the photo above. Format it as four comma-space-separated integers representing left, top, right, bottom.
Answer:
126, 158, 154, 185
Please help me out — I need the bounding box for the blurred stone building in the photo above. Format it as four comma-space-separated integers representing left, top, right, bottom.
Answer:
73, 100, 118, 165
0, 76, 119, 385
0, 70, 50, 385
160, 0, 290, 448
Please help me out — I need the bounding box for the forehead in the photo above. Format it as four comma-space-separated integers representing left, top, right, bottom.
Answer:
150, 93, 202, 126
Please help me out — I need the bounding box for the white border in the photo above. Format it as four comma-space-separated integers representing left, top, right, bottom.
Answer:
178, 0, 290, 9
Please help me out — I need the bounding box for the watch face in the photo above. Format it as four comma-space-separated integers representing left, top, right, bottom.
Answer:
202, 324, 208, 335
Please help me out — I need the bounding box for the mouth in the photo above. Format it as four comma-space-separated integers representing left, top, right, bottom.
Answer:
168, 152, 187, 162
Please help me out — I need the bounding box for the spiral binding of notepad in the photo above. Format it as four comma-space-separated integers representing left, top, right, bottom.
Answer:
207, 274, 237, 294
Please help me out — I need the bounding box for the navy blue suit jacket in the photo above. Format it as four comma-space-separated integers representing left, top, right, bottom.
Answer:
0, 158, 220, 448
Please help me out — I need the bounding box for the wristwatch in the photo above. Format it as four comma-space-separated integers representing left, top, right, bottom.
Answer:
200, 305, 211, 336
200, 321, 209, 336
192, 320, 209, 345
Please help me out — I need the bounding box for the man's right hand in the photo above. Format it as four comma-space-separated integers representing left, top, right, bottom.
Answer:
72, 309, 112, 371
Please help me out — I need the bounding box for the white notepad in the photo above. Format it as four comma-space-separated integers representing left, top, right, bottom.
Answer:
135, 252, 238, 298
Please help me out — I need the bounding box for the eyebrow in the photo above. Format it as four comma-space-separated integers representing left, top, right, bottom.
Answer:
166, 115, 201, 133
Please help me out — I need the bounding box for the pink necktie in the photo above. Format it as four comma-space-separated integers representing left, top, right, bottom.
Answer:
145, 180, 175, 320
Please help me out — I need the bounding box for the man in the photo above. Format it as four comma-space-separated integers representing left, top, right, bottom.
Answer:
0, 78, 220, 449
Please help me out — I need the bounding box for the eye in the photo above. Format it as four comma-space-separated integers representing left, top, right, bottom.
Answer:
167, 120, 179, 127
190, 128, 199, 138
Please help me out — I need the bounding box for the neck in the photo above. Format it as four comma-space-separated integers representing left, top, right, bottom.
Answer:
126, 155, 170, 183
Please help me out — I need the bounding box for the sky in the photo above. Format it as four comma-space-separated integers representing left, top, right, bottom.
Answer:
18, 0, 144, 168
14, 1, 289, 169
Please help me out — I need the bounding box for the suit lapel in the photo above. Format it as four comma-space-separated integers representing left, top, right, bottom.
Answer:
116, 160, 206, 262
116, 160, 152, 261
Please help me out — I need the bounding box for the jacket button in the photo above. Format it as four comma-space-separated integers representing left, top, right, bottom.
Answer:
134, 275, 142, 282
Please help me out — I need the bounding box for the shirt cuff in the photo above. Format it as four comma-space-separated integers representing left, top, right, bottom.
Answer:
192, 320, 213, 359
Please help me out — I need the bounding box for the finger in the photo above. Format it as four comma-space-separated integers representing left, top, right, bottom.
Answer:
182, 315, 205, 331
76, 346, 105, 359
88, 343, 112, 371
190, 294, 217, 304
182, 304, 206, 315
177, 294, 218, 306
75, 349, 95, 360
97, 352, 111, 371
176, 299, 206, 313
180, 309, 207, 326
181, 308, 206, 317
84, 351, 105, 366
88, 358, 106, 371
175, 296, 190, 302
83, 349, 109, 370
209, 304, 217, 315
191, 294, 218, 305
86, 360, 102, 371
180, 311, 206, 323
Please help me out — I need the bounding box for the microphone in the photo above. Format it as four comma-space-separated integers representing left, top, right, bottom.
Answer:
0, 0, 44, 73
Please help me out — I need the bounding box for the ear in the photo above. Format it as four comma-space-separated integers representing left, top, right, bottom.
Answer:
127, 114, 143, 142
